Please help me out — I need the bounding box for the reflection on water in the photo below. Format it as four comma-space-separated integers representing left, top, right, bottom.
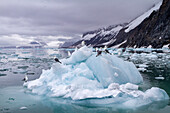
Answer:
0, 86, 169, 113
0, 48, 169, 113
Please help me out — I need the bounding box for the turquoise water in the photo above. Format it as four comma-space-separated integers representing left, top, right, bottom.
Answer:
0, 48, 169, 113
0, 86, 170, 113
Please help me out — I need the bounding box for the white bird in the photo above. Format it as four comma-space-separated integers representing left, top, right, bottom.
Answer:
81, 41, 85, 46
75, 47, 78, 52
68, 51, 71, 56
22, 75, 28, 82
95, 47, 99, 52
104, 45, 107, 50
99, 47, 103, 51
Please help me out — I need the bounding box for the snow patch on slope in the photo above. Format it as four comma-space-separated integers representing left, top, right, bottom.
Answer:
100, 25, 123, 37
83, 34, 97, 40
83, 25, 123, 41
112, 40, 127, 48
125, 1, 162, 33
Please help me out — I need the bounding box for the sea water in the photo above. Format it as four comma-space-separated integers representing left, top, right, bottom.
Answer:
0, 47, 169, 113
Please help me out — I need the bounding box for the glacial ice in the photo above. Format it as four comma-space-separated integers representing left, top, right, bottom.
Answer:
24, 46, 169, 108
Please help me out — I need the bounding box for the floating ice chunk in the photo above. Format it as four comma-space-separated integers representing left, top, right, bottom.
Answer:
122, 87, 168, 108
155, 77, 165, 80
147, 54, 158, 59
144, 87, 169, 101
138, 64, 148, 68
162, 44, 169, 49
138, 68, 147, 72
20, 106, 27, 110
114, 72, 119, 77
147, 45, 152, 48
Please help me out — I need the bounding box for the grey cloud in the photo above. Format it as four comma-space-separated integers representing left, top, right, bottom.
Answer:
0, 0, 161, 37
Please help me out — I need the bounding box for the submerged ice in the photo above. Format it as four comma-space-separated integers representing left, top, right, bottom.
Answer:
24, 46, 169, 107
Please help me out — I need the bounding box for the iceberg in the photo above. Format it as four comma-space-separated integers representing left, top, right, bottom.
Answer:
24, 46, 169, 108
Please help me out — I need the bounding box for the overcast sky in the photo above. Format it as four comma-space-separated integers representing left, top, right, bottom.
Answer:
0, 0, 161, 47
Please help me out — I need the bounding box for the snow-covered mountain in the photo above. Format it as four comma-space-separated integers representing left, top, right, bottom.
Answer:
0, 41, 47, 49
72, 0, 169, 48
73, 24, 126, 47
0, 34, 72, 49
16, 41, 47, 48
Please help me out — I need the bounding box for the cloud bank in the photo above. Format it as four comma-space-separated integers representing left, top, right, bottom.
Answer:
0, 0, 161, 46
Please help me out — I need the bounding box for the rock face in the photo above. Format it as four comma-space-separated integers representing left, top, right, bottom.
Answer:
120, 0, 170, 48
72, 24, 126, 47
72, 0, 170, 48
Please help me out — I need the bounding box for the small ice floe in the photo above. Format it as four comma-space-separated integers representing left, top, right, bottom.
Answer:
114, 72, 119, 77
138, 68, 146, 72
20, 106, 27, 110
155, 77, 165, 80
138, 64, 148, 68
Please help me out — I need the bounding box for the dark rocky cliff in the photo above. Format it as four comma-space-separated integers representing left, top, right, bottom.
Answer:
72, 0, 169, 48
119, 0, 170, 48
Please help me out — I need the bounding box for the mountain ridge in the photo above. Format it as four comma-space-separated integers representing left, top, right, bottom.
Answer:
71, 0, 169, 48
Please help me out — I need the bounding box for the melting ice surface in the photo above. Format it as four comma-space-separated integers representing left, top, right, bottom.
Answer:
24, 46, 169, 108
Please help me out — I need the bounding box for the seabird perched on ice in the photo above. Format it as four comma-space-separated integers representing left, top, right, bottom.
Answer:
54, 58, 62, 64
104, 49, 112, 55
127, 56, 130, 60
81, 41, 85, 46
122, 48, 126, 53
96, 50, 102, 57
95, 48, 99, 52
104, 45, 107, 50
103, 46, 111, 55
68, 51, 71, 57
75, 47, 78, 51
22, 75, 28, 82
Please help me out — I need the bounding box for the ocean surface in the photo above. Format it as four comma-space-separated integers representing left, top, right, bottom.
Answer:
0, 48, 169, 113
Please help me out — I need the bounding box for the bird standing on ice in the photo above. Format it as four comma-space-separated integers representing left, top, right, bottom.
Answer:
22, 75, 28, 82
96, 50, 102, 57
81, 41, 85, 46
68, 51, 71, 57
54, 58, 62, 64
104, 49, 112, 55
104, 46, 111, 55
